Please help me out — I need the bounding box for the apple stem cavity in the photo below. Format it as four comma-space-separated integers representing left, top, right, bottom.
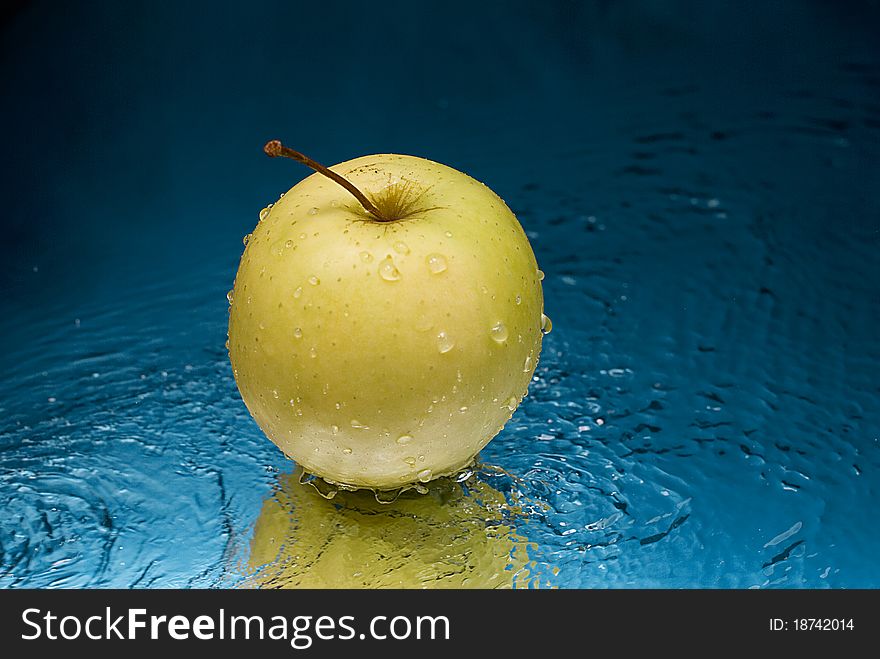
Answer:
264, 140, 387, 221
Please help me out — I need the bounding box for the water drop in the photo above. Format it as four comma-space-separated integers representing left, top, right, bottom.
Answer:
404, 456, 417, 467
351, 419, 368, 429
293, 327, 303, 339
330, 425, 339, 435
308, 207, 319, 216
523, 354, 533, 372
359, 251, 373, 263
444, 231, 453, 238
309, 347, 318, 358
308, 275, 320, 286
258, 207, 270, 221
515, 294, 522, 305
272, 389, 279, 399
285, 239, 293, 248
342, 447, 352, 455
417, 469, 433, 482
436, 331, 454, 353
396, 434, 413, 446
242, 233, 251, 246
489, 321, 509, 343
537, 269, 545, 281
393, 241, 410, 255
226, 290, 234, 304
379, 256, 401, 281
293, 286, 303, 298
459, 406, 468, 412
506, 396, 518, 411
541, 313, 553, 335
426, 253, 447, 274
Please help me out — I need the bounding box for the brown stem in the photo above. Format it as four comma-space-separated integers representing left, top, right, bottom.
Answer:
263, 140, 384, 220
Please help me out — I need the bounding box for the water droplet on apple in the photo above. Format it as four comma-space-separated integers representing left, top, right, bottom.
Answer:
293, 327, 303, 339
258, 207, 270, 221
342, 447, 352, 455
426, 253, 448, 274
308, 207, 319, 216
351, 419, 368, 429
537, 269, 545, 281
515, 294, 522, 305
285, 239, 293, 248
417, 469, 433, 482
506, 396, 518, 411
309, 347, 318, 358
436, 331, 454, 353
404, 456, 417, 467
359, 251, 373, 263
393, 241, 410, 255
242, 234, 251, 246
459, 406, 468, 413
293, 286, 303, 298
308, 275, 320, 286
523, 354, 533, 372
226, 290, 234, 304
272, 389, 279, 399
444, 231, 453, 238
489, 321, 509, 343
541, 313, 553, 335
396, 434, 413, 445
378, 256, 401, 281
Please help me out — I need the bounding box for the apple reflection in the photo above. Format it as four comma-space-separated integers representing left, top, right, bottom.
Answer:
244, 469, 539, 588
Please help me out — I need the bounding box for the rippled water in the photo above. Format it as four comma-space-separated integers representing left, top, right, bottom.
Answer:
1, 1, 878, 588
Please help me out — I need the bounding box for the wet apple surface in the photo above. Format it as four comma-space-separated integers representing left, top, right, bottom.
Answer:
228, 149, 546, 489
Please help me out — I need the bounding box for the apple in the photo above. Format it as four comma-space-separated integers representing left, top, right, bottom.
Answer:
244, 470, 536, 588
227, 141, 547, 490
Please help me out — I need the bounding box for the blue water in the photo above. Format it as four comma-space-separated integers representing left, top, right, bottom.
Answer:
1, 1, 878, 588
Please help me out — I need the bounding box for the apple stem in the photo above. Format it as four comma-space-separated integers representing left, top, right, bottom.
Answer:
263, 140, 385, 220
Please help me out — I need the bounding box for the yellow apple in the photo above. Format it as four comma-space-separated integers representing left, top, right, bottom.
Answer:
228, 142, 545, 489
242, 470, 538, 589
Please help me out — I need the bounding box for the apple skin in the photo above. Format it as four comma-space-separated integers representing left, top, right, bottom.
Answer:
243, 471, 536, 588
228, 154, 544, 489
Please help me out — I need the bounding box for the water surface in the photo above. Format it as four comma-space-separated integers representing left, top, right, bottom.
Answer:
1, 0, 878, 588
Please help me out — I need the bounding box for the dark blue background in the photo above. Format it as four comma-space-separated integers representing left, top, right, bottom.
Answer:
1, 1, 878, 587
